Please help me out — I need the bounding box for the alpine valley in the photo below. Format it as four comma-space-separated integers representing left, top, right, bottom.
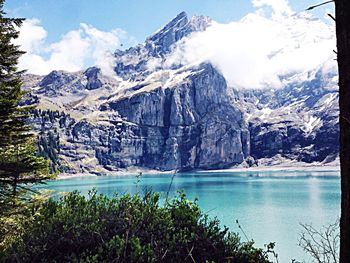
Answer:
22, 12, 339, 175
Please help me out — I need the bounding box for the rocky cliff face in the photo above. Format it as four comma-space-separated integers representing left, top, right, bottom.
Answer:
244, 69, 339, 165
22, 12, 339, 174
101, 63, 248, 170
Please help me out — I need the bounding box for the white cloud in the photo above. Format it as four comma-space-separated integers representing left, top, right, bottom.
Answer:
14, 19, 133, 76
165, 0, 336, 89
252, 0, 292, 19
80, 23, 128, 77
15, 18, 47, 53
15, 1, 336, 88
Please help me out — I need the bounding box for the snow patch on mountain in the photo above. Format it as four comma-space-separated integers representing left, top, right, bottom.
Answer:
304, 115, 322, 134
161, 7, 335, 90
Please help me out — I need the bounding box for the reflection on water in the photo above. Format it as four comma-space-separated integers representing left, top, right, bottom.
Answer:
38, 170, 340, 263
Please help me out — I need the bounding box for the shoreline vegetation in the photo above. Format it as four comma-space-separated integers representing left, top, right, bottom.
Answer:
1, 190, 274, 263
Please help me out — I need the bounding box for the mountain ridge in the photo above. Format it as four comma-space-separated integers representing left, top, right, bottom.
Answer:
22, 12, 339, 174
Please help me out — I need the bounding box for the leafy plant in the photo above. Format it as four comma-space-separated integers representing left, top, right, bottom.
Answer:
2, 190, 272, 263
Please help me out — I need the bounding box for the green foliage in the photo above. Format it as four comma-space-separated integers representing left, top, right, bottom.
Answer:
0, 142, 50, 203
0, 0, 26, 148
0, 190, 52, 251
2, 190, 272, 263
37, 129, 60, 173
0, 0, 52, 218
33, 109, 75, 173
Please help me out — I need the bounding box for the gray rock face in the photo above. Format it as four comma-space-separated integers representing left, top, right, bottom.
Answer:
240, 68, 339, 165
100, 63, 248, 170
27, 63, 249, 173
22, 12, 339, 174
37, 71, 85, 97
84, 67, 103, 90
32, 110, 123, 174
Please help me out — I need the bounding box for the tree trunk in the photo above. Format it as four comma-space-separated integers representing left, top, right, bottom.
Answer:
335, 0, 350, 262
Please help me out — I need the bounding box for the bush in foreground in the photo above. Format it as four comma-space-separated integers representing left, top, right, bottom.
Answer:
2, 190, 272, 263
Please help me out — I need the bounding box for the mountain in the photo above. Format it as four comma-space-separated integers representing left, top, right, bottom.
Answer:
22, 12, 339, 174
114, 12, 212, 81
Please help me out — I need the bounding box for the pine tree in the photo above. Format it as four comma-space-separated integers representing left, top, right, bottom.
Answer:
0, 0, 51, 216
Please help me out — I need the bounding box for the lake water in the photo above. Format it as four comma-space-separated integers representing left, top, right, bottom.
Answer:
39, 170, 340, 263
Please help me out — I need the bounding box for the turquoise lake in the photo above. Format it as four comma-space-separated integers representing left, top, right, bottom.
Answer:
38, 170, 340, 263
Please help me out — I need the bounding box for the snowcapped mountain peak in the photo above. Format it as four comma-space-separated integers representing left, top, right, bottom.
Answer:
147, 11, 189, 42
113, 12, 212, 81
145, 11, 211, 57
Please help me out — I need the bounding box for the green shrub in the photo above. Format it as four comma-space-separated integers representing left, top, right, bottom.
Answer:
2, 190, 271, 263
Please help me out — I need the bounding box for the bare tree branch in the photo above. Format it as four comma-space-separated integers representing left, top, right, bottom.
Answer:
299, 220, 339, 263
306, 1, 335, 11
328, 13, 336, 21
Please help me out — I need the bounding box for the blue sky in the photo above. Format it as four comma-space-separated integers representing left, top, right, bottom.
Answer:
3, 0, 336, 80
5, 0, 331, 44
